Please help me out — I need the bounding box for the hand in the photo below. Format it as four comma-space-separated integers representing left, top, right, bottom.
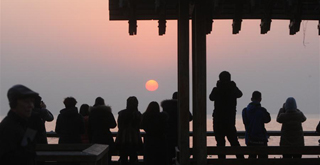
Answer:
40, 101, 46, 108
216, 81, 220, 87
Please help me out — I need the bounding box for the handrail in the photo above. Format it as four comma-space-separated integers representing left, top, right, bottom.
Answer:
46, 131, 320, 138
36, 144, 109, 165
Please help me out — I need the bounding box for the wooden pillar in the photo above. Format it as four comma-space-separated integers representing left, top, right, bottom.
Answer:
178, 0, 190, 165
192, 0, 207, 164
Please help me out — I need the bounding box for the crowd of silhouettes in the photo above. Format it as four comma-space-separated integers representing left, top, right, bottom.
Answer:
1, 82, 320, 165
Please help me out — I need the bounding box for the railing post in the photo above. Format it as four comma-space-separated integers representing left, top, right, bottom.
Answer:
178, 0, 190, 164
192, 0, 207, 164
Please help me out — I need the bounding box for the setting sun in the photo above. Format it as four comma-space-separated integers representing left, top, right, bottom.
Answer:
145, 80, 158, 91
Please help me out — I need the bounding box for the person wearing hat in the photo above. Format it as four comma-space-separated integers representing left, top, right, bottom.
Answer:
0, 84, 39, 165
209, 71, 244, 159
277, 97, 306, 158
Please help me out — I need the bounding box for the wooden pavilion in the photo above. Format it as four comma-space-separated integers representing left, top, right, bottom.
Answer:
109, 0, 320, 164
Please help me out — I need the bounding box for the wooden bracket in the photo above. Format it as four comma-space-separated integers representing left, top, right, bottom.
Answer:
288, 0, 302, 35
232, 0, 244, 34
128, 0, 137, 35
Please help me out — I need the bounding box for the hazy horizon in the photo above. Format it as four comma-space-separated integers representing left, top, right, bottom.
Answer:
1, 1, 319, 119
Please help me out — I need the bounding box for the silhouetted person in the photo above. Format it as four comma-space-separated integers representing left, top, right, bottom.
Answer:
116, 96, 143, 165
0, 84, 39, 165
161, 91, 193, 164
79, 104, 90, 143
141, 101, 168, 165
88, 97, 117, 163
209, 71, 244, 159
277, 97, 306, 158
28, 96, 54, 144
55, 97, 84, 144
242, 91, 271, 159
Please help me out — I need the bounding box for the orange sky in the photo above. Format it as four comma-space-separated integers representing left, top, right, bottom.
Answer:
1, 0, 319, 117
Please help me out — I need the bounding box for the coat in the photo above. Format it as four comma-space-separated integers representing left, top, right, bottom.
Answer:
55, 107, 85, 144
115, 108, 142, 151
277, 108, 306, 146
0, 111, 36, 165
209, 81, 242, 125
88, 105, 117, 147
161, 99, 192, 141
141, 111, 168, 165
81, 116, 90, 143
242, 101, 271, 144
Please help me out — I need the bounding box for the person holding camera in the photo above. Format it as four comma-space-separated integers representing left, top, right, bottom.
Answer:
28, 96, 54, 144
277, 97, 306, 158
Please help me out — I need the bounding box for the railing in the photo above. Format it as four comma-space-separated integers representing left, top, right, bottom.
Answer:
47, 131, 320, 138
175, 146, 320, 165
46, 131, 320, 165
36, 144, 109, 165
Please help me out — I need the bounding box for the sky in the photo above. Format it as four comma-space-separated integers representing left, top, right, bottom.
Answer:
1, 0, 319, 120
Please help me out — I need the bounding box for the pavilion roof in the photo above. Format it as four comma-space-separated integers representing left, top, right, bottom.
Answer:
109, 0, 320, 35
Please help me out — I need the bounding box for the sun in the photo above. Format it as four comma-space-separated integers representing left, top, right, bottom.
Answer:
145, 80, 159, 91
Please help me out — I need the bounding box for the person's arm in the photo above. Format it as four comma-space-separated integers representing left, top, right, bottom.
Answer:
242, 108, 247, 126
297, 109, 307, 122
38, 101, 54, 121
316, 121, 320, 133
55, 115, 60, 134
263, 108, 271, 123
108, 112, 117, 129
39, 109, 54, 122
276, 107, 285, 123
232, 81, 243, 98
209, 87, 218, 101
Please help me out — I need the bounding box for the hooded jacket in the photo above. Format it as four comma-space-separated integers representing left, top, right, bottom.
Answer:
242, 101, 271, 144
277, 108, 306, 146
55, 107, 84, 144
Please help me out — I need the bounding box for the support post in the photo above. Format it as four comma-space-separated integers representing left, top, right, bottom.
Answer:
192, 0, 207, 164
178, 0, 190, 165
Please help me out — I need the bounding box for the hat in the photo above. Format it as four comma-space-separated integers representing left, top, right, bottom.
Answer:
7, 84, 39, 103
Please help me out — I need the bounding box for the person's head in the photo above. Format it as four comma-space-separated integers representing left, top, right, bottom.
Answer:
251, 91, 262, 102
219, 71, 231, 82
79, 104, 90, 116
126, 96, 138, 110
63, 97, 77, 108
94, 97, 105, 107
285, 97, 297, 111
7, 84, 39, 118
172, 92, 178, 100
145, 101, 160, 114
